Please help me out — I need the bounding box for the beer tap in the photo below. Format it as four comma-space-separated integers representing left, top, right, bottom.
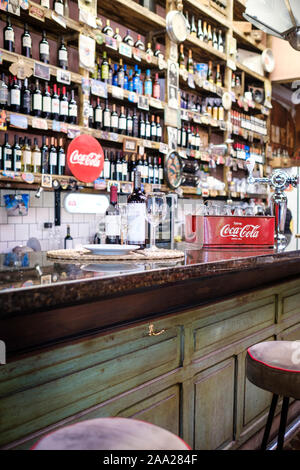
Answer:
247, 158, 298, 248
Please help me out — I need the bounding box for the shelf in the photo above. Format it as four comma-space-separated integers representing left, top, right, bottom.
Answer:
183, 0, 230, 29
232, 25, 265, 53
185, 34, 227, 62
180, 109, 227, 132
179, 73, 226, 100
236, 61, 267, 83
233, 0, 247, 22
0, 48, 82, 85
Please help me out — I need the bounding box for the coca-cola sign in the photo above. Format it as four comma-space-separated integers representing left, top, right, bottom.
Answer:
67, 135, 104, 182
204, 216, 275, 247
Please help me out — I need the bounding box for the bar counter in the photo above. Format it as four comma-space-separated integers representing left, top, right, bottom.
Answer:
1, 241, 300, 449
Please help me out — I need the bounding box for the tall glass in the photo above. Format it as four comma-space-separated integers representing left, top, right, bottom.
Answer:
182, 202, 204, 249
145, 192, 167, 250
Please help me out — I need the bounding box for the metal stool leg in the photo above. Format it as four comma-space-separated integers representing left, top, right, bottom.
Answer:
261, 394, 278, 450
276, 396, 289, 451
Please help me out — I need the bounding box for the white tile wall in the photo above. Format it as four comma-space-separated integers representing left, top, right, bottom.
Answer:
0, 189, 106, 253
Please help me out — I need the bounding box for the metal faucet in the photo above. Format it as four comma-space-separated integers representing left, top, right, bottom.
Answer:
247, 159, 298, 248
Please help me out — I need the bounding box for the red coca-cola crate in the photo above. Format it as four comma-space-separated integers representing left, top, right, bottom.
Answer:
204, 216, 275, 247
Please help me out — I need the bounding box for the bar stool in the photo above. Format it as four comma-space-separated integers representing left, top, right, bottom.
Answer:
246, 341, 300, 451
32, 417, 191, 450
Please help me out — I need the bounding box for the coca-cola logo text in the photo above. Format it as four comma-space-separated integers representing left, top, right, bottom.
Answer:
220, 224, 260, 239
69, 150, 102, 167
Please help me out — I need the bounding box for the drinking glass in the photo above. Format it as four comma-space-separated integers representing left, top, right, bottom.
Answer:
119, 204, 129, 245
234, 207, 244, 216
145, 192, 167, 251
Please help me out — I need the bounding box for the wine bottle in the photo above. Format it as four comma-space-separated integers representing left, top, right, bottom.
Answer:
190, 16, 197, 37
187, 49, 194, 74
185, 12, 191, 35
64, 225, 73, 249
10, 77, 21, 113
218, 30, 224, 53
148, 156, 154, 184
22, 24, 32, 58
203, 21, 208, 43
94, 97, 102, 129
4, 17, 14, 52
126, 108, 133, 137
117, 59, 125, 88
207, 24, 213, 47
22, 137, 32, 172
123, 29, 134, 47
213, 28, 218, 50
102, 19, 114, 37
89, 100, 94, 128
146, 42, 153, 56
150, 115, 156, 141
197, 19, 204, 41
32, 138, 41, 173
49, 137, 57, 174
144, 69, 152, 97
41, 135, 49, 174
110, 151, 116, 180
178, 44, 185, 70
139, 112, 145, 139
101, 51, 109, 82
111, 104, 118, 133
57, 138, 65, 175
40, 30, 50, 64
32, 79, 42, 117
145, 113, 151, 140
142, 153, 148, 183
58, 37, 68, 69
22, 78, 31, 115
158, 157, 163, 184
153, 73, 160, 100
105, 185, 121, 244
68, 89, 77, 124
153, 157, 159, 184
135, 34, 145, 51
2, 133, 12, 171
207, 61, 214, 84
51, 84, 60, 120
127, 171, 146, 247
103, 150, 111, 179
59, 86, 69, 122
0, 74, 8, 110
216, 64, 222, 87
122, 154, 128, 181
113, 27, 122, 43
154, 44, 163, 58
12, 135, 22, 172
156, 116, 162, 142
103, 100, 111, 131
118, 106, 126, 135
116, 152, 123, 181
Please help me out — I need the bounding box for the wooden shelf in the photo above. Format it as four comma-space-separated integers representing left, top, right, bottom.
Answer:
185, 34, 227, 62
232, 25, 265, 53
236, 61, 267, 83
183, 0, 230, 29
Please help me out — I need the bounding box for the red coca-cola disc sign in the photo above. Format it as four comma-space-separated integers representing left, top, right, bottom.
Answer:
67, 135, 104, 183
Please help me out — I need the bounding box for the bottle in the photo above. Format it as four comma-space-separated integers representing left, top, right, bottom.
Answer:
101, 51, 109, 81
197, 19, 204, 41
0, 74, 8, 110
158, 157, 163, 184
51, 84, 60, 120
213, 28, 218, 50
152, 73, 160, 100
190, 16, 197, 37
54, 0, 64, 16
32, 79, 42, 117
207, 61, 214, 84
113, 27, 122, 43
110, 151, 116, 180
132, 107, 139, 138
213, 101, 218, 120
145, 113, 151, 140
132, 65, 140, 93
41, 136, 49, 174
4, 17, 14, 52
216, 64, 222, 87
68, 89, 77, 124
123, 64, 128, 90
10, 77, 21, 113
108, 58, 113, 85
148, 156, 154, 184
117, 59, 125, 88
207, 25, 213, 47
144, 69, 152, 97
126, 108, 133, 136
56, 138, 65, 175
178, 44, 185, 70
187, 50, 194, 74
118, 106, 127, 135
146, 42, 153, 56
102, 19, 114, 37
218, 30, 224, 53
116, 152, 123, 181
2, 133, 12, 171
40, 30, 50, 63
103, 150, 111, 179
32, 138, 41, 173
181, 125, 187, 148
203, 21, 208, 43
111, 104, 118, 133
218, 102, 224, 121
59, 86, 69, 122
41, 82, 51, 119
156, 116, 162, 142
135, 34, 145, 50
112, 63, 118, 87
103, 100, 111, 131
94, 97, 102, 129
142, 153, 148, 183
154, 43, 162, 58
22, 137, 32, 172
123, 29, 134, 47
153, 157, 159, 184
49, 137, 57, 174
58, 37, 68, 69
139, 112, 145, 139
185, 12, 191, 35
105, 185, 121, 244
12, 135, 22, 172
130, 155, 136, 181
231, 73, 236, 89
22, 24, 32, 58
122, 154, 128, 181
127, 170, 146, 247
150, 115, 156, 141
22, 78, 31, 115
64, 225, 73, 249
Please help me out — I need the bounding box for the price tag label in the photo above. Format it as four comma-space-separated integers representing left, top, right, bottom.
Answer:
138, 95, 149, 111
139, 145, 144, 155
105, 36, 117, 50
111, 86, 124, 100
159, 143, 168, 154
60, 123, 68, 133
109, 132, 119, 141
181, 109, 188, 121
119, 42, 132, 58
29, 4, 45, 21
91, 79, 107, 98
67, 127, 81, 139
57, 69, 71, 85
203, 80, 210, 90
10, 114, 28, 129
143, 140, 152, 148
32, 117, 48, 130
193, 114, 202, 124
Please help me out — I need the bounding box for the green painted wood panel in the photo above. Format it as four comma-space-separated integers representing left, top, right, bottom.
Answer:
194, 358, 235, 450
280, 323, 300, 341
282, 291, 300, 320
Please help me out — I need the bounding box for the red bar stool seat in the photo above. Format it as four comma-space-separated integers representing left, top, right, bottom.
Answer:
246, 341, 300, 450
32, 417, 191, 450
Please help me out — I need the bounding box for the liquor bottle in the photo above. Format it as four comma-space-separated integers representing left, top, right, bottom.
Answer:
103, 100, 111, 131
181, 125, 187, 148
207, 61, 214, 84
32, 138, 41, 173
123, 64, 128, 90
12, 135, 22, 172
4, 17, 14, 52
117, 59, 125, 88
40, 31, 50, 63
108, 58, 113, 85
136, 154, 144, 179
64, 225, 73, 249
64, 0, 69, 17
10, 77, 21, 113
144, 69, 152, 97
110, 152, 116, 180
203, 21, 208, 43
110, 104, 118, 133
146, 43, 153, 56
132, 65, 140, 93
132, 107, 139, 138
218, 30, 224, 53
55, 138, 64, 175
187, 50, 194, 74
154, 44, 163, 58
216, 64, 222, 87
103, 150, 111, 179
105, 185, 121, 244
113, 27, 122, 43
112, 64, 118, 87
231, 73, 235, 89
68, 89, 77, 124
139, 112, 145, 139
118, 106, 127, 135
41, 82, 51, 119
130, 155, 136, 181
123, 29, 134, 47
207, 25, 213, 47
135, 34, 145, 51
122, 154, 128, 181
142, 153, 148, 183
156, 116, 162, 142
152, 157, 158, 184
51, 84, 60, 120
197, 19, 204, 41
101, 51, 109, 81
58, 37, 68, 69
150, 115, 156, 141
0, 74, 8, 110
148, 156, 154, 184
190, 16, 197, 37
22, 78, 31, 115
185, 12, 191, 35
32, 79, 42, 117
49, 137, 57, 174
186, 125, 192, 149
178, 44, 185, 70
213, 28, 218, 50
116, 152, 123, 181
54, 0, 64, 16
22, 24, 32, 58
22, 137, 32, 172
213, 101, 218, 120
2, 134, 12, 171
125, 109, 132, 137
59, 86, 69, 122
145, 113, 151, 140
158, 157, 163, 184
152, 73, 160, 100
127, 170, 146, 247
218, 102, 224, 121
94, 97, 102, 129
195, 128, 201, 151
102, 19, 114, 37
41, 136, 49, 174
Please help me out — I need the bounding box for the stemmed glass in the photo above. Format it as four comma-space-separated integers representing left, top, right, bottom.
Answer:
145, 192, 167, 251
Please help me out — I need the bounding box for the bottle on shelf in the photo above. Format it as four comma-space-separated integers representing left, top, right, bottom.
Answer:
32, 79, 42, 117
207, 24, 213, 47
145, 113, 151, 140
41, 136, 49, 174
213, 28, 218, 50
101, 51, 109, 82
144, 69, 152, 97
122, 154, 128, 182
146, 43, 153, 56
0, 74, 8, 110
117, 59, 125, 88
22, 78, 31, 115
150, 115, 156, 141
127, 170, 146, 247
142, 153, 148, 183
51, 84, 60, 121
103, 150, 111, 180
153, 73, 160, 100
218, 30, 224, 53
94, 97, 102, 130
118, 106, 127, 135
207, 61, 214, 84
58, 37, 68, 70
148, 156, 154, 184
102, 19, 114, 37
2, 133, 12, 171
156, 116, 162, 142
64, 225, 73, 249
216, 64, 222, 87
49, 137, 58, 174
10, 77, 21, 113
203, 21, 208, 43
57, 138, 65, 175
185, 12, 191, 35
197, 19, 204, 41
126, 109, 133, 137
158, 157, 163, 184
135, 34, 145, 51
113, 27, 122, 43
42, 82, 51, 119
89, 100, 94, 128
105, 185, 121, 244
22, 137, 32, 173
103, 100, 111, 131
68, 89, 77, 124
190, 15, 197, 37
178, 44, 185, 70
59, 86, 69, 122
116, 152, 123, 181
40, 30, 50, 64
32, 138, 41, 173
22, 24, 32, 58
110, 152, 116, 180
123, 29, 134, 47
154, 43, 163, 58
12, 135, 22, 172
3, 17, 14, 52
187, 50, 194, 74
110, 104, 118, 133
